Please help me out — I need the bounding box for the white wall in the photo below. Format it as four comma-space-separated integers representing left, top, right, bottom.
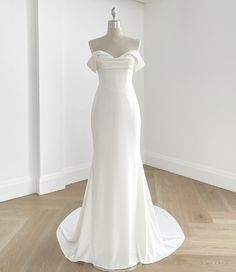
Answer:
2, 0, 235, 202
63, 0, 145, 184
0, 0, 37, 201
0, 0, 145, 201
144, 0, 236, 191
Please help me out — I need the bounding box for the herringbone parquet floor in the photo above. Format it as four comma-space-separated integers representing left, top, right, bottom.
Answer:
0, 164, 235, 272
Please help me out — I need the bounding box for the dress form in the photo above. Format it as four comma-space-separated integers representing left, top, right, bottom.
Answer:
88, 7, 141, 58
56, 7, 185, 272
90, 8, 143, 272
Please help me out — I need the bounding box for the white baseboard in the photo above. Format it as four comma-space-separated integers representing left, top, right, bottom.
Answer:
0, 163, 91, 201
63, 163, 91, 185
38, 163, 91, 195
38, 171, 65, 195
0, 176, 36, 202
144, 151, 236, 193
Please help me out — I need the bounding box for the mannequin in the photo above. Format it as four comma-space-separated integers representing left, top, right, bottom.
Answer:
56, 7, 185, 272
88, 8, 142, 272
88, 7, 141, 58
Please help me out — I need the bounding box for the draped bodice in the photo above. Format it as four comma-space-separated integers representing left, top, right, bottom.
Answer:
87, 50, 145, 92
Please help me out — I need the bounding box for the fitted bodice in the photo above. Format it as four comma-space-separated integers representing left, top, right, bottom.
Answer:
87, 50, 145, 92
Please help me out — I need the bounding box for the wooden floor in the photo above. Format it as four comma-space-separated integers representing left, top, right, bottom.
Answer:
0, 165, 236, 272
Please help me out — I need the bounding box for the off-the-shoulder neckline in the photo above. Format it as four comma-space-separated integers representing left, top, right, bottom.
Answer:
91, 49, 139, 59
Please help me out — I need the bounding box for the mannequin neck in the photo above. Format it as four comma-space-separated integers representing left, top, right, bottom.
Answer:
105, 26, 123, 38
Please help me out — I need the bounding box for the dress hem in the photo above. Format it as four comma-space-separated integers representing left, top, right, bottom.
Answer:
56, 205, 186, 271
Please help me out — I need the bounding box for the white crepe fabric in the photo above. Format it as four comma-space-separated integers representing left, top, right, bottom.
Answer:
56, 49, 185, 271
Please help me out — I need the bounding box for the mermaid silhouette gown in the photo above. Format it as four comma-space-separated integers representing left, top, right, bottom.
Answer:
56, 49, 185, 271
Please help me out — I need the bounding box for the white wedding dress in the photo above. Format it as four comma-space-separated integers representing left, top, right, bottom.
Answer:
56, 49, 185, 271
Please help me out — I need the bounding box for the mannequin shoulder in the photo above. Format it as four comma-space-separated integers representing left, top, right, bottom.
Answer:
88, 37, 106, 52
88, 36, 141, 52
123, 36, 141, 50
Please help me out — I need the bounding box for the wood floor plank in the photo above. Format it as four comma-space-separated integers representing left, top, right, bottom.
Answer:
193, 181, 229, 212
